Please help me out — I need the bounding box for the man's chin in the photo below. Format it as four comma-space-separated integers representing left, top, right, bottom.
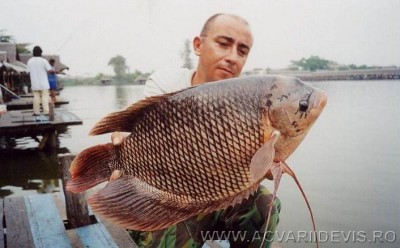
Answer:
213, 72, 235, 81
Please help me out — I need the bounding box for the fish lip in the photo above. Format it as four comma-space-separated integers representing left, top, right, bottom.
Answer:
318, 90, 328, 108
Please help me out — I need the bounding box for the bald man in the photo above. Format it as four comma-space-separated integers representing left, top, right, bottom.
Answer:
115, 14, 280, 248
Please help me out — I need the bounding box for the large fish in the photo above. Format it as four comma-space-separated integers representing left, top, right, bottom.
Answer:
67, 75, 327, 237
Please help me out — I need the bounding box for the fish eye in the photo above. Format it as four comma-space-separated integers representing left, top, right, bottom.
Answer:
299, 100, 309, 112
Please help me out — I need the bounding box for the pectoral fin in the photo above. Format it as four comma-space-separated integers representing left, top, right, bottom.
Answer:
249, 131, 280, 183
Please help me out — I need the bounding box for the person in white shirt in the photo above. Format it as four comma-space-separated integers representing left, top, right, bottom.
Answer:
113, 14, 280, 247
27, 46, 53, 115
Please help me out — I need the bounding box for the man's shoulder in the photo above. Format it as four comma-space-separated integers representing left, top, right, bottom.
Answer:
27, 57, 46, 63
151, 67, 194, 82
147, 67, 195, 94
143, 67, 195, 97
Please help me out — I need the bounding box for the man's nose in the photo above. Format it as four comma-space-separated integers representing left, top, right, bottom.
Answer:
224, 48, 240, 65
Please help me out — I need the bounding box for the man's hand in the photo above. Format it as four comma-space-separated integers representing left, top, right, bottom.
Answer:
111, 131, 129, 146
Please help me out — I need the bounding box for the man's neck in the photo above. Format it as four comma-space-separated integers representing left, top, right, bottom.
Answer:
191, 70, 205, 86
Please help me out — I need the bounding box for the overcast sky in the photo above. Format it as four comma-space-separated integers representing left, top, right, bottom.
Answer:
1, 0, 399, 76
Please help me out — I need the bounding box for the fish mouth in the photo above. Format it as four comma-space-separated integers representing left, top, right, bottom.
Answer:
317, 90, 328, 109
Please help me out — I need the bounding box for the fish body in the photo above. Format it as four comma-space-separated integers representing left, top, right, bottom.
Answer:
68, 75, 327, 231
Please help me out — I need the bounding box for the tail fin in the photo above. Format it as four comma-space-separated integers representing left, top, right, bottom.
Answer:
67, 143, 114, 193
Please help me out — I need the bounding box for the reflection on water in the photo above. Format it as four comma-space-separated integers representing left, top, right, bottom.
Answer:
0, 84, 145, 198
0, 148, 67, 197
115, 85, 130, 108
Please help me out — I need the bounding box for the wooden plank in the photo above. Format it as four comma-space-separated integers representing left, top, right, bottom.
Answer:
75, 224, 119, 248
24, 194, 71, 248
95, 214, 138, 248
4, 197, 34, 248
0, 198, 4, 248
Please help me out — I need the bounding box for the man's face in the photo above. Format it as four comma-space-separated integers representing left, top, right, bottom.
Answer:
194, 15, 253, 83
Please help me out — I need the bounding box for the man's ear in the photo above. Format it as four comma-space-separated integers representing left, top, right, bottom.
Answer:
193, 36, 202, 56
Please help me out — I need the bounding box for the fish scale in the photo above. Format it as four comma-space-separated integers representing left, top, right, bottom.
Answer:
67, 75, 327, 232
116, 83, 264, 198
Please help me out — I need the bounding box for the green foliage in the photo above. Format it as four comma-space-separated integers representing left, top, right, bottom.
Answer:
338, 65, 349, 71
0, 29, 14, 42
108, 55, 128, 79
347, 64, 371, 70
16, 43, 31, 54
348, 64, 358, 70
0, 30, 31, 53
181, 39, 193, 69
291, 56, 375, 71
291, 55, 330, 71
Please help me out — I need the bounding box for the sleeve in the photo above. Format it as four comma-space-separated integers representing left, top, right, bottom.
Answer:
143, 76, 166, 97
45, 60, 52, 71
143, 68, 193, 97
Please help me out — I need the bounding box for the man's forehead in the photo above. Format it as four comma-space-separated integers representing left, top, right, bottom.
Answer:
207, 15, 253, 46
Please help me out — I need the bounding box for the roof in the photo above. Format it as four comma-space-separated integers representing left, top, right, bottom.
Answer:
0, 43, 16, 63
0, 61, 28, 73
19, 54, 69, 71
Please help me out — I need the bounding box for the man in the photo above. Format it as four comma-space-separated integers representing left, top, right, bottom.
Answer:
113, 14, 280, 247
143, 13, 252, 97
27, 46, 53, 116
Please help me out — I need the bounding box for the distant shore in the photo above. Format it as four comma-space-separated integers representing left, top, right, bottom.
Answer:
246, 68, 400, 81
61, 68, 400, 86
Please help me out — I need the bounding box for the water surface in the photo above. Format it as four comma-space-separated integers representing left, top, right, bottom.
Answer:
0, 81, 399, 247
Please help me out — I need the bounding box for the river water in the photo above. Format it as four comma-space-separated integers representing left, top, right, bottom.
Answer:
0, 80, 399, 247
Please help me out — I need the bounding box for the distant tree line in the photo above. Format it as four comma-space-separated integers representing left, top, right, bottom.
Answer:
290, 55, 376, 71
107, 55, 151, 84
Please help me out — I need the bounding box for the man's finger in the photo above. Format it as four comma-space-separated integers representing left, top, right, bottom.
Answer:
111, 131, 124, 145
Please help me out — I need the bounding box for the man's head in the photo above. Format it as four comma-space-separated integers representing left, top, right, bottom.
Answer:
192, 13, 253, 85
33, 46, 42, 57
49, 58, 56, 66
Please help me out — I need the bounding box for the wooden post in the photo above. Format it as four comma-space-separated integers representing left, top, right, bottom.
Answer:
46, 129, 58, 150
38, 130, 57, 151
58, 154, 91, 228
49, 102, 55, 121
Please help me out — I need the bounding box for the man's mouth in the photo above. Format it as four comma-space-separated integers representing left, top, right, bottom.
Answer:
218, 67, 234, 75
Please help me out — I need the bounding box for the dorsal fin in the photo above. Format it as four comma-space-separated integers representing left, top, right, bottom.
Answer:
90, 92, 176, 135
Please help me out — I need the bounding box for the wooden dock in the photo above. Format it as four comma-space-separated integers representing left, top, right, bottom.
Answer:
5, 98, 69, 111
0, 154, 137, 248
0, 194, 137, 248
0, 109, 82, 149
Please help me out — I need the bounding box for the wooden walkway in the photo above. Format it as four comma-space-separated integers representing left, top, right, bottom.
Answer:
0, 194, 137, 248
6, 98, 69, 111
0, 109, 82, 137
0, 109, 82, 149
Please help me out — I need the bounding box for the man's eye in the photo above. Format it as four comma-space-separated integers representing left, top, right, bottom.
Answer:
218, 41, 229, 47
238, 49, 248, 56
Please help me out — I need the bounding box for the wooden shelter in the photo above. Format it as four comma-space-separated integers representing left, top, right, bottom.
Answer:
19, 54, 69, 71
